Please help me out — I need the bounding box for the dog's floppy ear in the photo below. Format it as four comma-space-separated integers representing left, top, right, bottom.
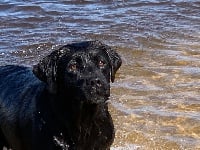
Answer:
105, 47, 122, 82
33, 47, 70, 93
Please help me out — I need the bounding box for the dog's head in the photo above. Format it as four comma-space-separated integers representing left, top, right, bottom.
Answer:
33, 41, 121, 104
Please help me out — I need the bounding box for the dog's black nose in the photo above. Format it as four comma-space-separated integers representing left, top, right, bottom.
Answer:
90, 78, 102, 88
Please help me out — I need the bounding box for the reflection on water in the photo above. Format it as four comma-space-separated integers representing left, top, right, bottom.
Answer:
1, 0, 200, 149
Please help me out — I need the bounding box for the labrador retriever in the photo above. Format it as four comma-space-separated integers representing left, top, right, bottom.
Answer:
0, 41, 122, 150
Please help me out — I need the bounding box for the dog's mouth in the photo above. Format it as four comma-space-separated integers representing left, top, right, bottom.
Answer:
80, 87, 110, 104
64, 76, 110, 104
68, 84, 110, 104
86, 93, 110, 104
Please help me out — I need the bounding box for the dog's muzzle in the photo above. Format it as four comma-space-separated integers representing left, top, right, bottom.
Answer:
78, 76, 110, 104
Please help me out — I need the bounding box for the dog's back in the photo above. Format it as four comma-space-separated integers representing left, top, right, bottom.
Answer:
0, 65, 44, 110
0, 65, 45, 149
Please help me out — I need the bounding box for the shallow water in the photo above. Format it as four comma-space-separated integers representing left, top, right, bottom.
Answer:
1, 0, 200, 149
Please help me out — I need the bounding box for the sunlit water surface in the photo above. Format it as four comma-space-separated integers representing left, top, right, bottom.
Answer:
0, 0, 200, 149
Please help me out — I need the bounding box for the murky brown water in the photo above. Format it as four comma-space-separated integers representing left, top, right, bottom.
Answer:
1, 0, 200, 149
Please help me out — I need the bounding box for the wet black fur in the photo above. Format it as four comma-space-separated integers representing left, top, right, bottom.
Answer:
0, 41, 122, 150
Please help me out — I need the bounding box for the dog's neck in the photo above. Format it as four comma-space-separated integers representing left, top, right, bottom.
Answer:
38, 91, 114, 149
52, 95, 104, 126
47, 93, 102, 126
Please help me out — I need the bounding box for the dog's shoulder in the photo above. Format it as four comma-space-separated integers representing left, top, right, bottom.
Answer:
0, 65, 35, 82
0, 65, 46, 116
0, 65, 44, 91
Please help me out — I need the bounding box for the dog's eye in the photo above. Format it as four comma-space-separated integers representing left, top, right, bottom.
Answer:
98, 60, 105, 68
68, 63, 77, 72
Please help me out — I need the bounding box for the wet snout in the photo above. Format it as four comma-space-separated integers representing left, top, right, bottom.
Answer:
79, 75, 110, 103
87, 78, 102, 90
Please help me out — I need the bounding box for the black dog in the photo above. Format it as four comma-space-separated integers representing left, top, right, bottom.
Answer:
0, 41, 122, 150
